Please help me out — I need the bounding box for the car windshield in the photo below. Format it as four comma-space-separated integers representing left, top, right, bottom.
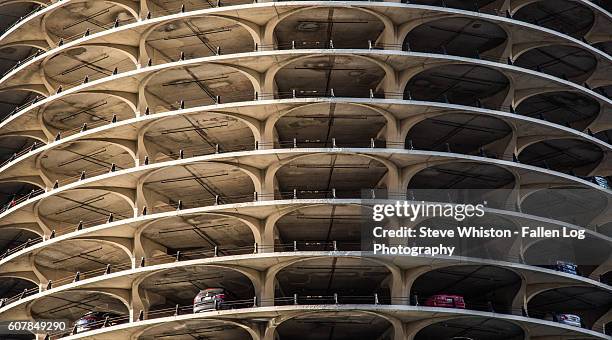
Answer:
203, 289, 223, 297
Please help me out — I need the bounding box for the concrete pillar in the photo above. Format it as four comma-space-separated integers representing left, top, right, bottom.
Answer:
261, 116, 277, 150
130, 286, 151, 322
255, 269, 275, 307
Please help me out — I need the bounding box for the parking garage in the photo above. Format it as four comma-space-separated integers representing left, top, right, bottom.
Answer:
0, 1, 609, 339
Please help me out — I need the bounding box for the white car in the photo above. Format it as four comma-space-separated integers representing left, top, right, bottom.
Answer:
556, 314, 582, 328
193, 288, 226, 313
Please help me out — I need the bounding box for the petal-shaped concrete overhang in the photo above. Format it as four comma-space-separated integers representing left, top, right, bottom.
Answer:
272, 7, 385, 50
1, 50, 609, 144
1, 251, 611, 332
0, 1, 598, 338
10, 296, 612, 339
1, 99, 609, 194
512, 0, 596, 40
41, 45, 137, 88
39, 92, 135, 134
0, 148, 609, 240
414, 316, 524, 340
0, 192, 609, 286
528, 285, 612, 330
403, 17, 507, 59
136, 318, 254, 340
516, 91, 602, 129
1, 1, 610, 97
144, 15, 256, 64
2, 0, 609, 54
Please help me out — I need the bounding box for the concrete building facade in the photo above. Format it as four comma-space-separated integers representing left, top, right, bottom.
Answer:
0, 0, 610, 339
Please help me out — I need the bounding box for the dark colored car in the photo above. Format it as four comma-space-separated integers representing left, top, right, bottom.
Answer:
424, 294, 466, 309
552, 261, 578, 275
193, 288, 226, 313
75, 311, 122, 333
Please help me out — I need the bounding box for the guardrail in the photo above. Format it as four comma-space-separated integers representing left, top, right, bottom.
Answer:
0, 1, 608, 116
0, 133, 609, 219
0, 4, 45, 37
4, 0, 611, 50
0, 133, 609, 255
0, 86, 608, 186
0, 194, 610, 313
40, 293, 610, 339
1, 221, 602, 336
1, 33, 608, 131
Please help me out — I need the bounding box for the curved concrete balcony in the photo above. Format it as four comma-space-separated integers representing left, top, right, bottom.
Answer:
0, 48, 609, 139
0, 148, 610, 288
0, 0, 609, 339
0, 147, 609, 230
0, 195, 610, 283
0, 51, 609, 195
0, 251, 611, 338
0, 98, 610, 194
0, 1, 609, 113
0, 0, 609, 52
0, 2, 610, 86
48, 304, 611, 340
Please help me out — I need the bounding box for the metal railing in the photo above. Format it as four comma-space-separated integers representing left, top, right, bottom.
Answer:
4, 0, 610, 49
0, 4, 45, 36
0, 78, 607, 179
0, 0, 607, 111
1, 84, 607, 186
0, 131, 608, 250
0, 141, 39, 169
0, 191, 609, 311
1, 31, 606, 129
40, 292, 610, 338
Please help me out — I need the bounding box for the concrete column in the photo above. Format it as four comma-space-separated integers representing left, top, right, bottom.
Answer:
389, 269, 409, 305
254, 269, 275, 307
402, 266, 434, 306
139, 0, 149, 19
130, 286, 151, 322
391, 320, 407, 340
511, 276, 528, 315
385, 162, 403, 200
403, 319, 443, 340
31, 259, 73, 289
36, 104, 56, 143
485, 27, 513, 62
261, 115, 279, 150
484, 121, 517, 157
261, 217, 276, 252
136, 122, 160, 165
137, 76, 150, 117
593, 309, 612, 334
384, 119, 401, 148
134, 220, 168, 263
262, 163, 283, 201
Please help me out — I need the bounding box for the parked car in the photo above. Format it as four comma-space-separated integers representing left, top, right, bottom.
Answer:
193, 288, 226, 313
552, 261, 578, 275
424, 294, 465, 309
555, 313, 582, 328
593, 176, 610, 189
75, 311, 122, 333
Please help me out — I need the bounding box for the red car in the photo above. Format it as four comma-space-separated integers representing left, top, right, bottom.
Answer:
424, 294, 466, 309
